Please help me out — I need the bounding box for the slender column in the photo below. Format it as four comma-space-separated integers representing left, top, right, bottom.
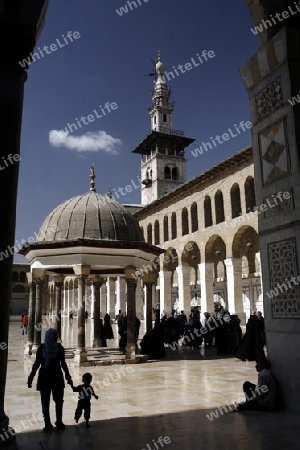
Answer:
100, 283, 106, 317
32, 276, 45, 354
176, 266, 191, 313
92, 279, 102, 347
116, 277, 126, 315
135, 279, 143, 319
54, 276, 64, 340
106, 277, 116, 318
24, 274, 35, 356
249, 282, 255, 313
143, 272, 158, 332
159, 270, 172, 315
73, 265, 90, 365
199, 262, 214, 313
124, 267, 137, 359
224, 258, 245, 323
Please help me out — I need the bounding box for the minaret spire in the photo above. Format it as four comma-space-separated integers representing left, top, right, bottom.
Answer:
90, 164, 96, 192
150, 52, 173, 132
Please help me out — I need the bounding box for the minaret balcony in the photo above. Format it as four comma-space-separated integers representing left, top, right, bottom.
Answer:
153, 126, 184, 136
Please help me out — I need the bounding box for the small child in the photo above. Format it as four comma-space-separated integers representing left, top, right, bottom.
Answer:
72, 372, 99, 427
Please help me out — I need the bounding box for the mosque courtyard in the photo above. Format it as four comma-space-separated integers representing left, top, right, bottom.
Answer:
5, 318, 300, 450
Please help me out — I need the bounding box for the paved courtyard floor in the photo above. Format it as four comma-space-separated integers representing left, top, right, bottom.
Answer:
5, 318, 300, 449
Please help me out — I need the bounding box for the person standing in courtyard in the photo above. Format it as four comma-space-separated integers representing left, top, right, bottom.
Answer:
21, 313, 28, 335
104, 313, 114, 339
27, 328, 73, 432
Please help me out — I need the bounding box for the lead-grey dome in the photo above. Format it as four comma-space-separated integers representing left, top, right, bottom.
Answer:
37, 191, 144, 243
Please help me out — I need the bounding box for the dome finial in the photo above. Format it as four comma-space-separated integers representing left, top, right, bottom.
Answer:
90, 164, 96, 192
156, 50, 165, 75
107, 185, 112, 199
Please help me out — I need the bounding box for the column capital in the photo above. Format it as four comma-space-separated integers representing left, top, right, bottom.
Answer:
224, 257, 242, 269
32, 268, 47, 281
124, 266, 137, 283
54, 275, 64, 286
142, 272, 158, 284
73, 265, 90, 276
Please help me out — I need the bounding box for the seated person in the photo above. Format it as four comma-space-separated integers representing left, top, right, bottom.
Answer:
237, 359, 277, 411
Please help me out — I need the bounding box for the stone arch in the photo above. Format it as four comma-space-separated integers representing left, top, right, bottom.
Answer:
163, 216, 169, 242
205, 235, 227, 279
182, 208, 189, 236
191, 202, 198, 232
154, 220, 160, 245
147, 223, 153, 245
232, 226, 259, 275
215, 190, 225, 224
163, 247, 178, 272
181, 241, 200, 284
171, 212, 177, 239
245, 176, 256, 212
204, 196, 213, 227
231, 183, 242, 218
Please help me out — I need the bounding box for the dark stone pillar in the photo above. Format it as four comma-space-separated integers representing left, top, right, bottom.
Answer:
0, 2, 48, 443
125, 267, 137, 360
32, 277, 45, 354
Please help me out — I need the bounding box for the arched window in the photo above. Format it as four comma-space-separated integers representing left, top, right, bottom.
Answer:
191, 202, 198, 232
182, 208, 189, 236
163, 114, 167, 123
231, 184, 242, 219
215, 190, 225, 224
164, 166, 171, 179
154, 115, 157, 125
172, 167, 178, 180
154, 220, 160, 245
19, 271, 26, 282
12, 272, 18, 282
147, 224, 153, 245
245, 176, 256, 212
163, 216, 169, 242
204, 196, 213, 228
171, 213, 177, 239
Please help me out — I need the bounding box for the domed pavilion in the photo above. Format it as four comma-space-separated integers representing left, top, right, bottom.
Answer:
20, 167, 164, 364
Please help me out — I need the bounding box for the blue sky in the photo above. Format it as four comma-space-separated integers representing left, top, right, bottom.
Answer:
15, 0, 257, 262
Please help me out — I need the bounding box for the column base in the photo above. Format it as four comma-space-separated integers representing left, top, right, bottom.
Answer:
74, 349, 87, 365
92, 339, 101, 348
125, 344, 136, 360
24, 343, 33, 356
31, 344, 39, 355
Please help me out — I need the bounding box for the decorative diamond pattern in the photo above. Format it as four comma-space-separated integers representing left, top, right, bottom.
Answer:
259, 120, 289, 184
256, 79, 283, 118
268, 239, 300, 317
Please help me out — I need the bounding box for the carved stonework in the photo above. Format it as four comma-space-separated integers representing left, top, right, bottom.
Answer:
263, 189, 294, 219
259, 119, 289, 185
255, 79, 283, 118
268, 239, 300, 317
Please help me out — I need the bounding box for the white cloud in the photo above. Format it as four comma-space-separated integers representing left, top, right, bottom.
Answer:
49, 130, 122, 155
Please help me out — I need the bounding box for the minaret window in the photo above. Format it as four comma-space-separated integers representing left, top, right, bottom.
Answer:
172, 167, 178, 180
163, 114, 167, 123
154, 115, 157, 125
165, 166, 171, 179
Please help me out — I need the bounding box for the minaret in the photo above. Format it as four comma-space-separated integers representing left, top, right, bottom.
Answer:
132, 52, 195, 205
